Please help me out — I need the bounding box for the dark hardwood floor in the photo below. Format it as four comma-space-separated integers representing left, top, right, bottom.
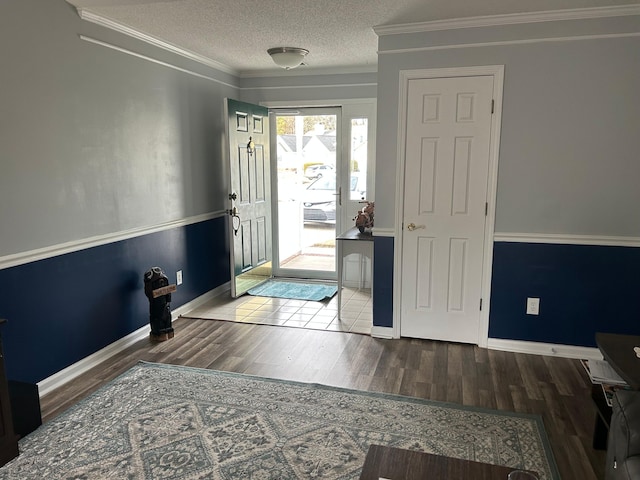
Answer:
40, 318, 605, 479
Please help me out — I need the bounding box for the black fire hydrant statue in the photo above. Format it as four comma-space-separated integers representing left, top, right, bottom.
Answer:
144, 266, 176, 342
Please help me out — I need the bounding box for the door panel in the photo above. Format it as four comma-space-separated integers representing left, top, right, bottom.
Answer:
226, 98, 272, 297
400, 76, 493, 344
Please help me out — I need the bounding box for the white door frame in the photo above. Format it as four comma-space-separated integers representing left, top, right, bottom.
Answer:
261, 99, 377, 233
392, 66, 504, 347
268, 106, 342, 281
262, 99, 377, 280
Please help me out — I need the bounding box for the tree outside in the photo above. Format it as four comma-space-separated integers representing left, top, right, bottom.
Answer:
277, 115, 336, 135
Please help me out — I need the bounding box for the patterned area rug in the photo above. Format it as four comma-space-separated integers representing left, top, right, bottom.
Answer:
0, 362, 560, 479
248, 280, 338, 301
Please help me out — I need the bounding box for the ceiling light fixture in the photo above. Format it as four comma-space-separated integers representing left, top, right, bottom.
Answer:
267, 47, 309, 70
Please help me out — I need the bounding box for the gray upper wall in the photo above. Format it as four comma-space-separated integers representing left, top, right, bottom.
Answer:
0, 0, 378, 260
375, 14, 640, 236
8, 1, 635, 264
0, 0, 239, 258
239, 71, 377, 105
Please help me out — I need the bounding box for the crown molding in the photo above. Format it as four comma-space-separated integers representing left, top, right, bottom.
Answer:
239, 81, 377, 92
376, 31, 640, 56
239, 64, 378, 79
76, 8, 238, 76
80, 35, 238, 88
373, 4, 640, 36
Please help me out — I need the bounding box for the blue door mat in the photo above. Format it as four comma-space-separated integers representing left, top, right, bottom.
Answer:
247, 280, 338, 302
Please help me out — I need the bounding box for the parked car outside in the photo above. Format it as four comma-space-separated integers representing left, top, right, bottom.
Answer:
302, 174, 366, 224
304, 164, 334, 179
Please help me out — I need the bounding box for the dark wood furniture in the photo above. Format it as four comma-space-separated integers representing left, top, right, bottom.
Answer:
592, 384, 613, 450
0, 319, 19, 467
9, 380, 42, 438
591, 333, 640, 449
596, 333, 640, 389
359, 444, 533, 479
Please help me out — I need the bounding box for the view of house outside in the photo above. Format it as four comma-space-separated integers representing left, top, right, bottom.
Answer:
274, 114, 369, 274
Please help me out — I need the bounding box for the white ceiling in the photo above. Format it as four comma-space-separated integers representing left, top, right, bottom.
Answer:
65, 0, 640, 76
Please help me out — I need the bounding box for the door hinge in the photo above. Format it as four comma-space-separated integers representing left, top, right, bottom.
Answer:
480, 298, 483, 311
491, 99, 495, 114
485, 202, 488, 216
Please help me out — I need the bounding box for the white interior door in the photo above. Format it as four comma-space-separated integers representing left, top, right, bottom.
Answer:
400, 75, 494, 343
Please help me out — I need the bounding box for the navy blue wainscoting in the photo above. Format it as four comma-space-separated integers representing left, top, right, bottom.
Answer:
372, 236, 394, 328
0, 216, 230, 384
489, 242, 640, 347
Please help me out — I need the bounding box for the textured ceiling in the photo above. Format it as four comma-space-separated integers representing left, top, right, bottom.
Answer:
65, 0, 640, 75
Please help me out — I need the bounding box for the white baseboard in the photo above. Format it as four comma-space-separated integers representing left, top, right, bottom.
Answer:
171, 283, 230, 318
37, 283, 230, 398
371, 326, 394, 339
487, 338, 603, 360
36, 326, 150, 398
367, 332, 601, 359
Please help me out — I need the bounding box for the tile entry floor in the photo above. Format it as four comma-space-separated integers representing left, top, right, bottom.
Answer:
181, 286, 372, 335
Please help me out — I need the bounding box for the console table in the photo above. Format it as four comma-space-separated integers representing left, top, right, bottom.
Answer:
591, 332, 640, 449
336, 228, 373, 320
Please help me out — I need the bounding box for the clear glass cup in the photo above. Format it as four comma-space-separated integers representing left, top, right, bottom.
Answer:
508, 471, 539, 480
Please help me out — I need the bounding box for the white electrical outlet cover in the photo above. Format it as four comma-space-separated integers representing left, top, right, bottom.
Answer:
526, 297, 540, 315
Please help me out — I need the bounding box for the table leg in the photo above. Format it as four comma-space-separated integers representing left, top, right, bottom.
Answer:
593, 413, 609, 450
337, 239, 343, 320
